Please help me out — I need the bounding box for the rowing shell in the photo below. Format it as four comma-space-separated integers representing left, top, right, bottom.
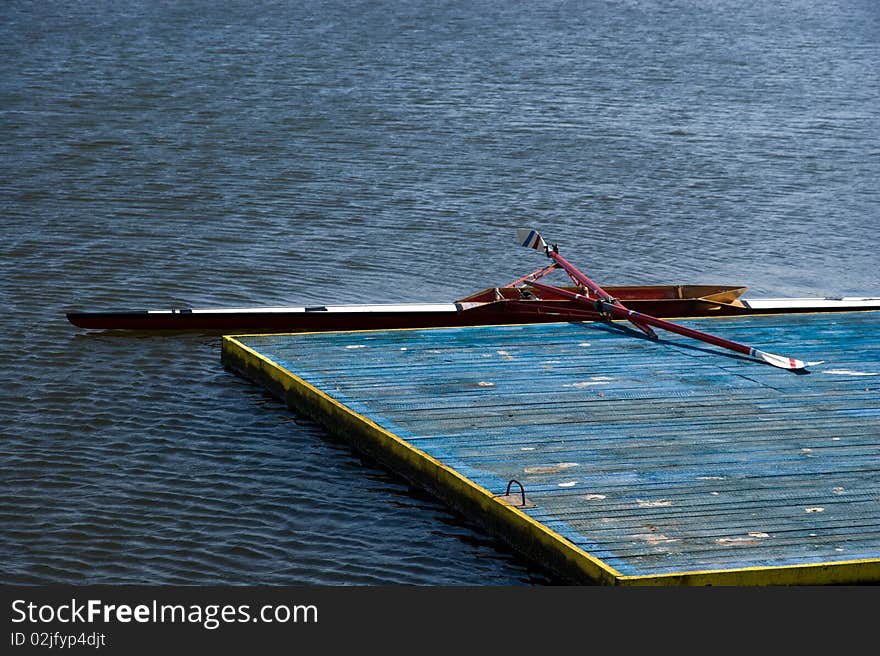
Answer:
65, 285, 880, 332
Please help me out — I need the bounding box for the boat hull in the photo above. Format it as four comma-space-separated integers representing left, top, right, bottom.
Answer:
66, 284, 880, 333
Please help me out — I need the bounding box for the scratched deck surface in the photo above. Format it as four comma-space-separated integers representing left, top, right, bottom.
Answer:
223, 311, 880, 584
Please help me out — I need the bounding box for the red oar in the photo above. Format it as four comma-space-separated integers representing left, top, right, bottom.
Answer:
517, 229, 818, 371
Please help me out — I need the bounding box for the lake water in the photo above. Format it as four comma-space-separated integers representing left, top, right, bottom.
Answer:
2, 0, 878, 585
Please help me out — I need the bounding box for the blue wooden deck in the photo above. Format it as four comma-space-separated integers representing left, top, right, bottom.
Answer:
222, 311, 880, 585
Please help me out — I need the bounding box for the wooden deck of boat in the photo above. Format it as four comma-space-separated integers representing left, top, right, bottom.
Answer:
221, 311, 880, 585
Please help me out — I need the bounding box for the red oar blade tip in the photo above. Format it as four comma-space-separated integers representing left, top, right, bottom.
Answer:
517, 228, 547, 251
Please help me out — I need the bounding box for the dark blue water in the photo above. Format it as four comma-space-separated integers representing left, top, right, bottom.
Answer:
2, 0, 878, 585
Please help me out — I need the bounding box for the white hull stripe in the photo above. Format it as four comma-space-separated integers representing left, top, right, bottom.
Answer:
742, 297, 880, 310
146, 303, 460, 315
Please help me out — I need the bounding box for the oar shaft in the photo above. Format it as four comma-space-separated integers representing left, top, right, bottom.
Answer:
527, 280, 752, 356
609, 303, 805, 368
613, 304, 751, 356
546, 251, 613, 301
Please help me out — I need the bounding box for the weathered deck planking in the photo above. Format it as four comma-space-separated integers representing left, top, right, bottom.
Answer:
222, 311, 880, 585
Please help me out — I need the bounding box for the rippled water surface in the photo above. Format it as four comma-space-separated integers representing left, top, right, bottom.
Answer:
2, 0, 878, 585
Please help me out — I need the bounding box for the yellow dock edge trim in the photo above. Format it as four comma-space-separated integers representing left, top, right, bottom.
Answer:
221, 335, 622, 586
617, 558, 880, 587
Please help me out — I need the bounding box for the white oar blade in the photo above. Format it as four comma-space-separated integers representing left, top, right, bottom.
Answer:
750, 348, 810, 370
517, 228, 547, 251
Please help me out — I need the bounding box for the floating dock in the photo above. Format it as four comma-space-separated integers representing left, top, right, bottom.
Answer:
221, 311, 880, 585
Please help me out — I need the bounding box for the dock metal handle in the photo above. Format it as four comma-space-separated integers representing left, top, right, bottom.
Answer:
506, 479, 526, 507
